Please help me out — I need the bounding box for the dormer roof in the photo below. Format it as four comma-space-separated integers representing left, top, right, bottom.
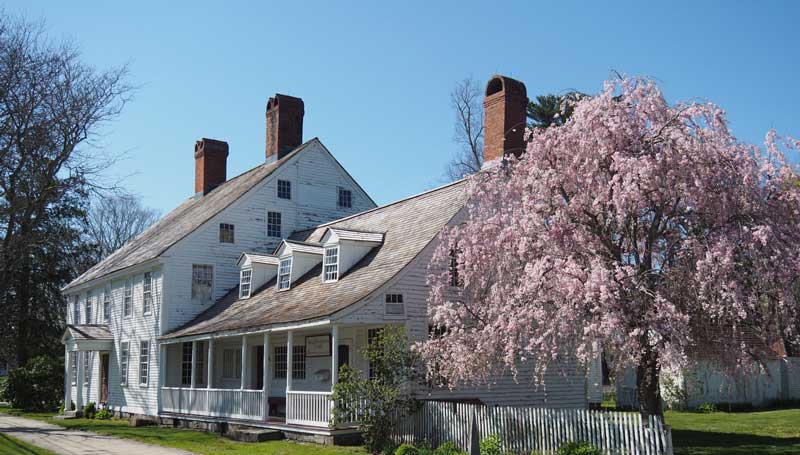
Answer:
236, 252, 280, 268
323, 228, 384, 244
275, 239, 324, 256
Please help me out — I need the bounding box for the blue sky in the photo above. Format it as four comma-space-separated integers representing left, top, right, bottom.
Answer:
5, 1, 800, 213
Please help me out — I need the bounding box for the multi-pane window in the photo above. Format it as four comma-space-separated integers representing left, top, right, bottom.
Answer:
70, 353, 77, 385
139, 341, 150, 386
181, 342, 192, 386
103, 284, 111, 324
84, 352, 90, 385
367, 328, 383, 379
222, 348, 241, 379
278, 257, 292, 290
449, 249, 463, 287
239, 268, 252, 299
277, 179, 291, 199
120, 342, 129, 385
192, 265, 213, 302
337, 187, 352, 208
123, 279, 132, 317
273, 346, 287, 379
219, 223, 235, 243
385, 293, 405, 315
292, 345, 306, 380
73, 295, 79, 324
195, 342, 206, 386
323, 247, 339, 282
267, 211, 282, 238
85, 291, 92, 324
142, 272, 152, 315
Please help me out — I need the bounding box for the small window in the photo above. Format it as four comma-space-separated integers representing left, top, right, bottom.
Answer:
192, 265, 213, 302
219, 223, 235, 243
267, 211, 282, 238
323, 246, 339, 282
103, 284, 111, 324
337, 187, 352, 208
120, 342, 129, 385
70, 353, 77, 385
277, 179, 291, 200
181, 342, 192, 386
143, 272, 153, 315
85, 291, 92, 324
292, 345, 306, 380
139, 341, 150, 386
123, 279, 132, 317
274, 346, 287, 379
278, 257, 292, 290
239, 268, 252, 299
222, 348, 242, 379
83, 352, 90, 385
73, 295, 79, 324
385, 293, 405, 315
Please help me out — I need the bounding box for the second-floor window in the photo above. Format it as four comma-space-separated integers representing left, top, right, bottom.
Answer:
278, 257, 292, 290
142, 272, 152, 315
277, 179, 291, 199
323, 246, 339, 282
192, 265, 213, 303
337, 187, 352, 208
267, 211, 281, 238
239, 268, 252, 299
73, 295, 79, 324
103, 284, 111, 324
219, 223, 235, 243
84, 292, 92, 324
124, 279, 133, 317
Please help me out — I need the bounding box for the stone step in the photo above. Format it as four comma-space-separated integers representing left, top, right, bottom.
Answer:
227, 428, 284, 443
54, 411, 77, 419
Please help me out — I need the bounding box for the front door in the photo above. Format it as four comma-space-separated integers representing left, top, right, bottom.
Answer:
337, 344, 350, 372
100, 353, 109, 403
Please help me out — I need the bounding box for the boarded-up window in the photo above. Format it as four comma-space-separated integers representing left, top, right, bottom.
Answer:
192, 265, 213, 302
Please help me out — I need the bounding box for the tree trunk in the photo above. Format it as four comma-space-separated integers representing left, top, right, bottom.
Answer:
636, 344, 663, 418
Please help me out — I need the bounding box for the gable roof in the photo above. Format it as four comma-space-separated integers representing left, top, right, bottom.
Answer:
64, 138, 341, 293
163, 179, 469, 339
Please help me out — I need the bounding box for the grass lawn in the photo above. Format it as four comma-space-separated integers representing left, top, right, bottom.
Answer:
0, 406, 364, 455
666, 408, 800, 455
0, 433, 59, 455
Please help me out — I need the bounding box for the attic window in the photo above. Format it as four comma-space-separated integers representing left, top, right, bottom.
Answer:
278, 257, 292, 290
337, 187, 352, 208
267, 211, 282, 238
385, 293, 405, 315
219, 223, 235, 243
278, 179, 291, 200
323, 246, 339, 282
240, 268, 252, 299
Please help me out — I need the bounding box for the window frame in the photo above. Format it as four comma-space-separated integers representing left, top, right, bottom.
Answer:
219, 223, 235, 244
70, 353, 77, 385
222, 348, 242, 380
181, 342, 193, 386
385, 293, 405, 315
139, 340, 150, 386
191, 264, 214, 303
84, 291, 92, 324
83, 352, 90, 385
195, 342, 206, 387
142, 272, 153, 315
120, 341, 129, 386
267, 211, 282, 238
73, 295, 79, 325
277, 257, 292, 291
323, 246, 339, 282
292, 345, 306, 380
273, 346, 287, 379
239, 268, 253, 299
123, 279, 133, 318
103, 284, 111, 324
337, 187, 352, 209
277, 179, 291, 200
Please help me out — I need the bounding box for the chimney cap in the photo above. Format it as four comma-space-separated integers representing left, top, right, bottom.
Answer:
267, 93, 305, 111
194, 137, 229, 159
485, 75, 527, 99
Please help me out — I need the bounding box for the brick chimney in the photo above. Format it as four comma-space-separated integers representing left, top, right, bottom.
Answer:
265, 94, 304, 162
194, 138, 229, 195
482, 75, 528, 165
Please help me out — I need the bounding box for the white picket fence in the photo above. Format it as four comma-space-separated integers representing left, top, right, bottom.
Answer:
390, 401, 673, 455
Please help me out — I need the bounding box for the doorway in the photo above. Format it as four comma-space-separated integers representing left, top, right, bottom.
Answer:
99, 353, 109, 404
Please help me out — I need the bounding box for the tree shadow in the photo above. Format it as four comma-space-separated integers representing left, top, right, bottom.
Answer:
673, 429, 800, 454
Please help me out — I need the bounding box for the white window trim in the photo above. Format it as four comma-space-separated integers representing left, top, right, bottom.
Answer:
139, 340, 150, 387
103, 284, 111, 324
323, 246, 339, 283
142, 272, 153, 316
84, 292, 92, 324
277, 257, 292, 291
191, 264, 215, 304
123, 279, 133, 318
120, 341, 129, 386
239, 268, 253, 299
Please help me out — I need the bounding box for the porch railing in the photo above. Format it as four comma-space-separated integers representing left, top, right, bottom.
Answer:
161, 387, 264, 421
286, 390, 332, 427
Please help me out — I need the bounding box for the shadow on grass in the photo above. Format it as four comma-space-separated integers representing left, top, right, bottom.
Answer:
673, 429, 800, 455
0, 433, 51, 455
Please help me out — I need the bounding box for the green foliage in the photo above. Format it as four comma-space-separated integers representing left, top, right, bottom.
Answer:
697, 402, 718, 413
0, 375, 8, 402
5, 356, 63, 410
479, 435, 505, 455
526, 92, 586, 129
434, 441, 467, 455
83, 401, 96, 419
556, 442, 603, 455
58, 400, 76, 414
331, 325, 420, 453
95, 409, 113, 420
395, 444, 419, 455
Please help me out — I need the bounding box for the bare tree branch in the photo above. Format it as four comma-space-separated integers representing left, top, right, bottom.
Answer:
444, 77, 484, 181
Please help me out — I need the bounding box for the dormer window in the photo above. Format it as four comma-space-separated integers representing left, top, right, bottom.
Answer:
239, 268, 252, 299
278, 257, 292, 290
323, 246, 339, 282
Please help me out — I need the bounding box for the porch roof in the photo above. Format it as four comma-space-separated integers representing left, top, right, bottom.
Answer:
162, 178, 469, 340
62, 324, 113, 351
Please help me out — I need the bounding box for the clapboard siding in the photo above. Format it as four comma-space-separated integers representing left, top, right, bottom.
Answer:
164, 142, 374, 332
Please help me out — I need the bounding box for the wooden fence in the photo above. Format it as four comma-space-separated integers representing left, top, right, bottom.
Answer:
390, 401, 673, 455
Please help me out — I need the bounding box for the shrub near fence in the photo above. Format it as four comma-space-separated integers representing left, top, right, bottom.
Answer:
390, 401, 673, 455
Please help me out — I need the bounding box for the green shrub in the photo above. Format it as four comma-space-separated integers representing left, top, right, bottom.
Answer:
556, 442, 603, 455
82, 402, 96, 419
0, 375, 9, 402
58, 400, 76, 414
95, 409, 112, 420
435, 441, 467, 455
480, 435, 505, 455
5, 356, 63, 410
381, 440, 399, 455
697, 402, 717, 413
395, 444, 420, 455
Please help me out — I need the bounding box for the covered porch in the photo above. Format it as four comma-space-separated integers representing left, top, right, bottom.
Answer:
159, 323, 377, 429
61, 325, 114, 412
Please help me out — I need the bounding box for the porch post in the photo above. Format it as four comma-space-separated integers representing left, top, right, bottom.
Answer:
63, 347, 71, 412
286, 331, 293, 392
158, 343, 166, 413
331, 325, 339, 388
190, 341, 198, 388
262, 333, 270, 421
207, 339, 214, 388
240, 336, 248, 389
76, 351, 84, 411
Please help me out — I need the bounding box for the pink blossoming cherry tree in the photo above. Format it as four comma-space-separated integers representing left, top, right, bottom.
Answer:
420, 76, 800, 417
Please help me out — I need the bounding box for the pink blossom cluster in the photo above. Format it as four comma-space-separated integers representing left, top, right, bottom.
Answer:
419, 76, 800, 392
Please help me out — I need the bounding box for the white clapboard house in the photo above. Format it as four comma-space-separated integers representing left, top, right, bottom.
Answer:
61, 77, 597, 440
